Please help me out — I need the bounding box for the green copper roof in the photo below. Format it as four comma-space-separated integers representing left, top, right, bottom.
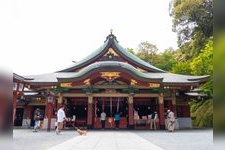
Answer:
24, 33, 209, 86
58, 39, 110, 72
112, 39, 165, 72
25, 61, 209, 85
56, 61, 163, 82
58, 33, 165, 73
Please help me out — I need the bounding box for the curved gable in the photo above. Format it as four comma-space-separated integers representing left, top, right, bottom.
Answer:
57, 33, 166, 73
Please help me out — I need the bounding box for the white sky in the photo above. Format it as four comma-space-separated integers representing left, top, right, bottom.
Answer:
0, 0, 178, 76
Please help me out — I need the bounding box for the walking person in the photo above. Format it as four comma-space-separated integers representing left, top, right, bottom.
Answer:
167, 109, 175, 132
33, 108, 41, 132
56, 105, 67, 135
100, 111, 106, 129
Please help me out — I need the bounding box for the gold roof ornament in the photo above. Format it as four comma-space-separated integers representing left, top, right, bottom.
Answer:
84, 79, 91, 85
101, 72, 120, 82
130, 79, 137, 86
104, 48, 119, 57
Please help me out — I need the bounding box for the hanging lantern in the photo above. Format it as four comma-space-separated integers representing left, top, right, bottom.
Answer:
47, 94, 54, 103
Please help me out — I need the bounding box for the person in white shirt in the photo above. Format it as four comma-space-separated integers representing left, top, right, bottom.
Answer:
167, 109, 175, 132
100, 111, 106, 129
56, 105, 67, 134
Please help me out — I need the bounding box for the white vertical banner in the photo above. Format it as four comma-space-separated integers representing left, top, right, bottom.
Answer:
117, 97, 119, 113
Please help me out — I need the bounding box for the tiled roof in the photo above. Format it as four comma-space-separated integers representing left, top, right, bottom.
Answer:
145, 73, 209, 84
25, 61, 209, 84
58, 33, 165, 73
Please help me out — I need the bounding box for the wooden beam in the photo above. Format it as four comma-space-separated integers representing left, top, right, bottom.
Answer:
134, 93, 159, 97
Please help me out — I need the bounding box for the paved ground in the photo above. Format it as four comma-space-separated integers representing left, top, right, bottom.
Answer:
135, 129, 213, 150
13, 128, 213, 150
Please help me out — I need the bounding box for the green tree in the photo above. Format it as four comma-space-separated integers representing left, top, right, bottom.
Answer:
190, 38, 213, 76
136, 41, 158, 65
154, 47, 178, 71
126, 48, 136, 55
190, 99, 213, 128
171, 61, 192, 75
170, 0, 213, 46
190, 38, 213, 95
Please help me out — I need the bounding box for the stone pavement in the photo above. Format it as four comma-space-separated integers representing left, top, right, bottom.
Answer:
48, 131, 163, 150
13, 129, 213, 150
135, 129, 213, 150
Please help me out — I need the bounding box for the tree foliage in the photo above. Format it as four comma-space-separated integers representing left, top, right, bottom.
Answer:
126, 48, 135, 55
190, 38, 213, 76
136, 41, 158, 65
171, 61, 192, 75
170, 0, 213, 46
190, 99, 213, 127
154, 48, 178, 71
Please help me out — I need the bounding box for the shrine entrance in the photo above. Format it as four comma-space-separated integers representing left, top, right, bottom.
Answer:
93, 96, 128, 129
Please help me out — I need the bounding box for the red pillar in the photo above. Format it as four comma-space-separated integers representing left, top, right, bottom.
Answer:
25, 106, 32, 119
172, 90, 177, 117
182, 105, 190, 117
87, 96, 93, 129
158, 93, 165, 129
13, 92, 19, 125
45, 95, 54, 131
128, 96, 134, 129
0, 96, 6, 129
172, 105, 177, 117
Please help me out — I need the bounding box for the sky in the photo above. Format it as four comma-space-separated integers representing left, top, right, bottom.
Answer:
0, 0, 178, 76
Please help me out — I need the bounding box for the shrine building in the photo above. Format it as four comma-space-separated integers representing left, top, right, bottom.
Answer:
13, 32, 209, 130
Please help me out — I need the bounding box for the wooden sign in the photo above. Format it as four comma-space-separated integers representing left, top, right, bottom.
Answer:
149, 83, 160, 88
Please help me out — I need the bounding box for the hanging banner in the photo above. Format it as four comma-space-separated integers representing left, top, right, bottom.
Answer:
110, 97, 112, 117
117, 97, 119, 113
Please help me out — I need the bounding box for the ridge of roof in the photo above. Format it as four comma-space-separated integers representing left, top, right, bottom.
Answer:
58, 39, 109, 72
13, 73, 33, 81
112, 39, 165, 73
57, 33, 166, 73
57, 61, 163, 82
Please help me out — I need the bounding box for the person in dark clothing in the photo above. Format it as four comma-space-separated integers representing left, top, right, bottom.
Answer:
114, 112, 120, 129
150, 111, 158, 130
33, 108, 41, 132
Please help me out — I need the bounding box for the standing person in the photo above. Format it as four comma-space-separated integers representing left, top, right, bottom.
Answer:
167, 109, 175, 132
150, 111, 155, 130
56, 105, 67, 135
134, 109, 139, 120
152, 111, 158, 130
114, 112, 120, 129
100, 111, 106, 129
33, 108, 41, 132
155, 112, 159, 129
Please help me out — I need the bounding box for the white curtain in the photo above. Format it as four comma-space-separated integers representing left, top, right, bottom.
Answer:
117, 97, 120, 113
110, 97, 112, 116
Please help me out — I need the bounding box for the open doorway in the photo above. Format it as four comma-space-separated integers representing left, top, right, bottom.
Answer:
95, 97, 128, 118
14, 108, 24, 126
